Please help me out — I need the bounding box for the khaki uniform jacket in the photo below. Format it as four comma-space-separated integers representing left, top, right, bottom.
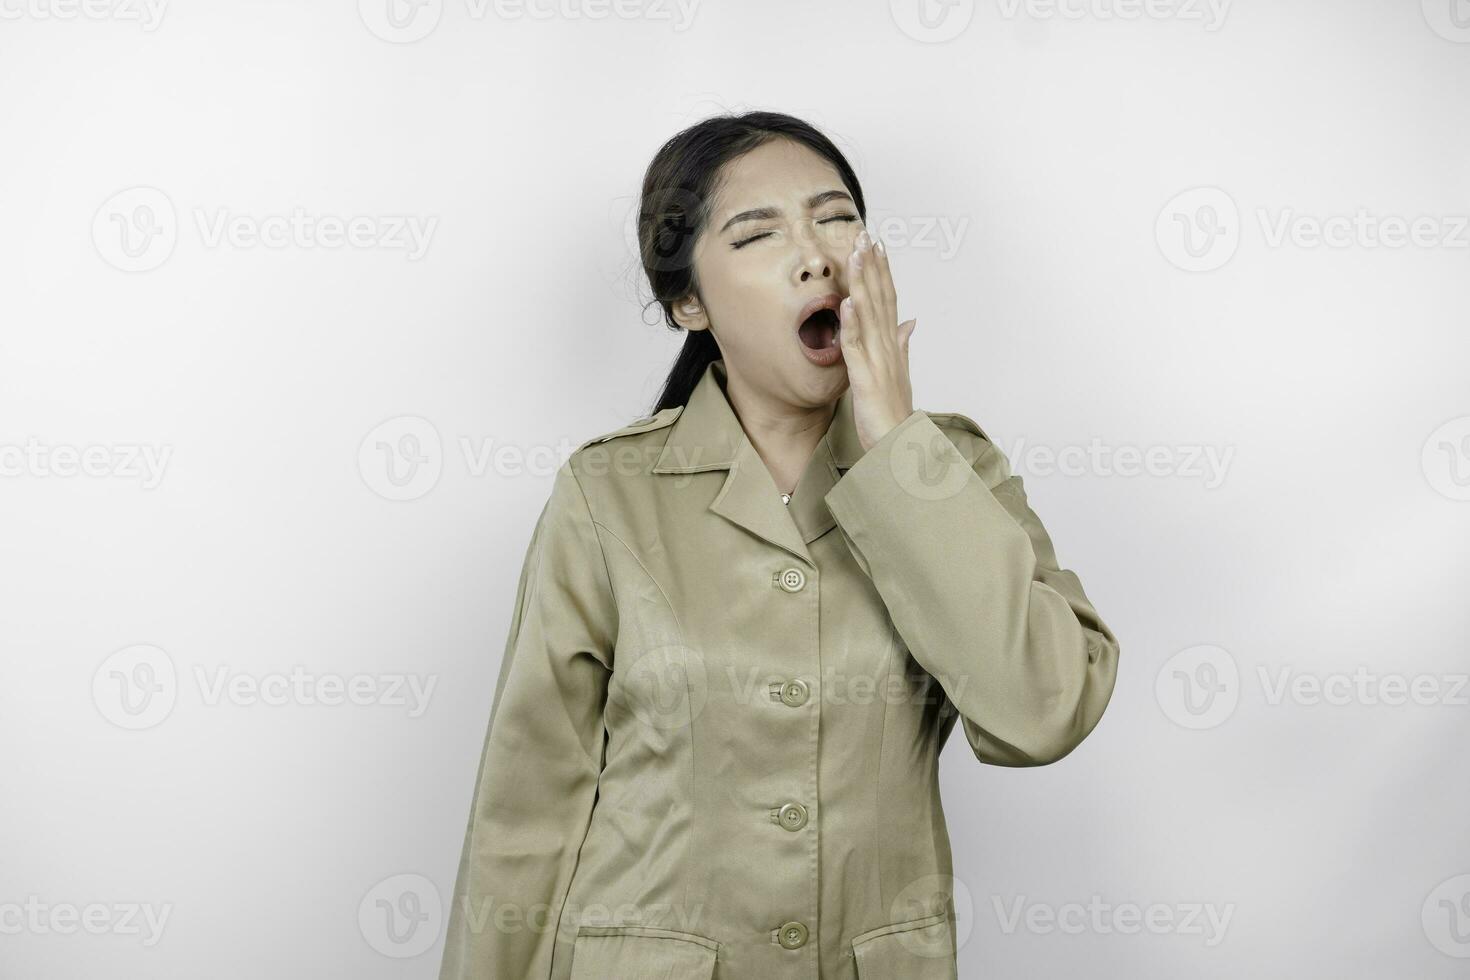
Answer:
440, 357, 1120, 980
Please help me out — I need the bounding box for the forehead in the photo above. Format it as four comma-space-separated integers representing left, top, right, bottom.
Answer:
711, 139, 845, 217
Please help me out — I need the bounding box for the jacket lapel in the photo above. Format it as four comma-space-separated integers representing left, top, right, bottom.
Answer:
651, 358, 864, 568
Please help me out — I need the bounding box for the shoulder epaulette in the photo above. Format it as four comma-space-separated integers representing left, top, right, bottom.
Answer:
575, 405, 683, 453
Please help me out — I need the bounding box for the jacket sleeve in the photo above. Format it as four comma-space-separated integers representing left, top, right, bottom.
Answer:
440, 459, 617, 979
823, 409, 1120, 767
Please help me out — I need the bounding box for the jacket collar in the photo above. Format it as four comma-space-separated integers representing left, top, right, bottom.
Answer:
651, 358, 862, 565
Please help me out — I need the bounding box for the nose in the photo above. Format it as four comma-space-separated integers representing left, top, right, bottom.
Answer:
799, 258, 832, 282
797, 233, 839, 283
794, 218, 851, 289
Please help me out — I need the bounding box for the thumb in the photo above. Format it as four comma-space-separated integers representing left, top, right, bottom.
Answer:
898, 318, 917, 350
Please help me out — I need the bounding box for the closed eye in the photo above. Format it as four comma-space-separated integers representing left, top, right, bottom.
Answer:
731, 214, 859, 250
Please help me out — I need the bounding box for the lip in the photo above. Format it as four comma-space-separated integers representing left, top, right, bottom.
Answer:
794, 293, 844, 331
794, 292, 846, 368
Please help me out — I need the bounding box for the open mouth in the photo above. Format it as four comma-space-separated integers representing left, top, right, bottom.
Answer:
796, 295, 843, 350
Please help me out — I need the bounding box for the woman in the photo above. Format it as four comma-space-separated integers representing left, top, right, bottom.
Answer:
440, 111, 1120, 980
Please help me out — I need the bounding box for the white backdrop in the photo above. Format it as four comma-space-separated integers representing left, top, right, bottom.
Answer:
2, 1, 1468, 977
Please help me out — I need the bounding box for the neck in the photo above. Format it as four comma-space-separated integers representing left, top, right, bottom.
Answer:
720, 368, 836, 494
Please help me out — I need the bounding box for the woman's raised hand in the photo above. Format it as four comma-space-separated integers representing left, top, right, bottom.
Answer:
839, 228, 917, 453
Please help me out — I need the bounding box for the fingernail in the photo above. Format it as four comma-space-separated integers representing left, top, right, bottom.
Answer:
874, 239, 886, 257
853, 249, 863, 270
856, 229, 871, 250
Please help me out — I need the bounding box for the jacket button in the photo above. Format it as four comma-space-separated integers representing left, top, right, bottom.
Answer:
778, 920, 809, 949
778, 802, 809, 831
779, 679, 810, 707
777, 567, 806, 593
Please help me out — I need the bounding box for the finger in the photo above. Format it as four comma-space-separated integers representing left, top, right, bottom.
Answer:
898, 317, 917, 355
839, 294, 861, 356
851, 238, 882, 351
859, 233, 896, 357
843, 247, 867, 350
871, 236, 898, 333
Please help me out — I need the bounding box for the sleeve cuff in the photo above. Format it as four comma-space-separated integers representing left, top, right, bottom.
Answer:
823, 410, 1030, 572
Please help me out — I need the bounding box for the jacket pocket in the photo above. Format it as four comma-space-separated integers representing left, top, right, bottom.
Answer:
570, 925, 721, 980
850, 911, 957, 979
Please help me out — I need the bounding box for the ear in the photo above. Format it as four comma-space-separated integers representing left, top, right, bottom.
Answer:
671, 295, 710, 332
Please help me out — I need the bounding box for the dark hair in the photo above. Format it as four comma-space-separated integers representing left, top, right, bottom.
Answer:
638, 110, 868, 413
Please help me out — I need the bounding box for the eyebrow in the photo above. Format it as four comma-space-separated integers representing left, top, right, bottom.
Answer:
718, 189, 855, 235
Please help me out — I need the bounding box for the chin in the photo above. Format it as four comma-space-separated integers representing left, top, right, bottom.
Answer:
793, 361, 848, 401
